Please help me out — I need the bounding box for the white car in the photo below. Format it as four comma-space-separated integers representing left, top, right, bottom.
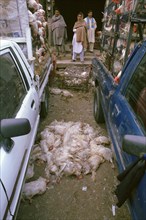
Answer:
0, 40, 52, 219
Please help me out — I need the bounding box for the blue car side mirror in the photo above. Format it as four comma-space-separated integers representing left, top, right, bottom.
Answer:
122, 135, 146, 157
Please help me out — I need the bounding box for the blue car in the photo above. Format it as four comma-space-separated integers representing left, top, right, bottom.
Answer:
92, 41, 146, 220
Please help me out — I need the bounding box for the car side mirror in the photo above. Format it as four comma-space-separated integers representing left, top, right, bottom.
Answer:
0, 118, 31, 138
0, 118, 31, 152
122, 135, 146, 157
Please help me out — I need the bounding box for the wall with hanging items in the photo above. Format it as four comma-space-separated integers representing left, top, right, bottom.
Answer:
101, 0, 146, 77
27, 0, 49, 60
27, 0, 54, 75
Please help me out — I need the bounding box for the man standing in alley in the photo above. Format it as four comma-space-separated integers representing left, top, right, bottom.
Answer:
84, 10, 97, 53
72, 12, 87, 63
51, 9, 67, 56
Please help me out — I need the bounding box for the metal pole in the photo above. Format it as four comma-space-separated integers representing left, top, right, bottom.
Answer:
47, 0, 54, 46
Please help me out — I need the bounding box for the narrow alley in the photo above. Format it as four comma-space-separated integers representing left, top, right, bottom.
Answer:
17, 49, 130, 220
1, 0, 146, 220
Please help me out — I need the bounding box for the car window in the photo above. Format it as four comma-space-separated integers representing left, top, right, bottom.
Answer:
0, 52, 27, 119
125, 54, 146, 131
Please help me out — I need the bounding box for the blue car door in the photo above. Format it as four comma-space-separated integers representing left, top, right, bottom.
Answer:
108, 45, 146, 220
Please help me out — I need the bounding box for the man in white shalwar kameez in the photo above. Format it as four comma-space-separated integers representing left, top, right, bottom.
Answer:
72, 12, 87, 62
72, 30, 84, 61
84, 10, 97, 52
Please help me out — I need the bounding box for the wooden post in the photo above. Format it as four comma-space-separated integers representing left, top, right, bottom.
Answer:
47, 0, 55, 46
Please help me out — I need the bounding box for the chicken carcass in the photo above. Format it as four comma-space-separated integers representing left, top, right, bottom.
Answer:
88, 155, 105, 181
94, 136, 110, 145
26, 164, 34, 180
22, 177, 47, 200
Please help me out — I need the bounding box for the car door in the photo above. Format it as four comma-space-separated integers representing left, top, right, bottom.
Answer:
108, 47, 146, 220
0, 48, 39, 219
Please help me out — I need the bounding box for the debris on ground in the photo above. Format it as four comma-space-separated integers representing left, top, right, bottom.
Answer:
112, 205, 116, 216
29, 120, 113, 185
82, 186, 88, 192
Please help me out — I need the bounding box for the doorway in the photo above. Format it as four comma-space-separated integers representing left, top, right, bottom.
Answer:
54, 0, 106, 40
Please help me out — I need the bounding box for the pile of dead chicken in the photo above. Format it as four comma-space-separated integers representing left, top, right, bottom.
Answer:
56, 66, 91, 91
23, 121, 113, 199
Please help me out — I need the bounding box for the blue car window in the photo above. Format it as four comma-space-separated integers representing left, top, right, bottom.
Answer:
125, 54, 146, 131
0, 53, 27, 120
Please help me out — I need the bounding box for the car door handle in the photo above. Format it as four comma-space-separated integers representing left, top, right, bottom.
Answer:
114, 104, 120, 116
31, 100, 35, 109
113, 104, 120, 117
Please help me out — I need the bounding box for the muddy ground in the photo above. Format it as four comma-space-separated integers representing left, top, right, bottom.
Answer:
17, 69, 131, 220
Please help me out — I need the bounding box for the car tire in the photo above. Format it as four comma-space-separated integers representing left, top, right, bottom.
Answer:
94, 86, 105, 123
40, 86, 49, 118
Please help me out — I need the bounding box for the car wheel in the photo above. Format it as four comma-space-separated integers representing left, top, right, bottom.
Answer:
94, 86, 105, 123
40, 86, 49, 118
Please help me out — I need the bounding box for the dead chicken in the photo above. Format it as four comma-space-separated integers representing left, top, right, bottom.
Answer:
26, 164, 34, 180
94, 136, 110, 145
22, 177, 47, 201
88, 155, 105, 181
96, 145, 113, 163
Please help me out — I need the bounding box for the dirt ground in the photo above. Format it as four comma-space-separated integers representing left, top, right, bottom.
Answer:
17, 70, 131, 220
